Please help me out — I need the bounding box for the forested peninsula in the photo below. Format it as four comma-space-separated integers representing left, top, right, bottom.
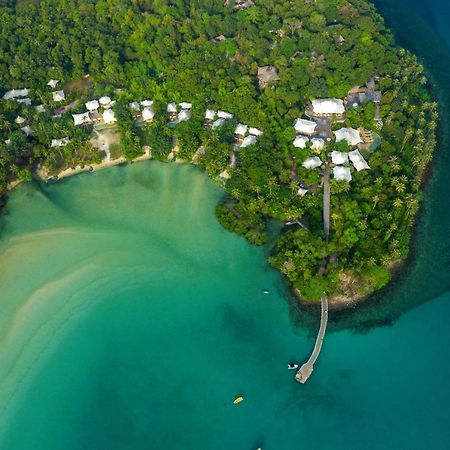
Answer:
0, 0, 437, 303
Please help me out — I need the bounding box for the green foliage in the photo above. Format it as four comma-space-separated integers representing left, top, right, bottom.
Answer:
0, 0, 437, 301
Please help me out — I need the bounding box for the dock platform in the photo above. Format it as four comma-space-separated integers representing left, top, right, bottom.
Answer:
296, 293, 328, 384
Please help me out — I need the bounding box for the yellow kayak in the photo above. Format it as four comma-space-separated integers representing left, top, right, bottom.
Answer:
233, 396, 244, 404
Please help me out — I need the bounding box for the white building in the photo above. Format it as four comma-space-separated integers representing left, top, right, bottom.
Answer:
99, 96, 112, 107
15, 116, 26, 125
212, 118, 225, 129
312, 98, 345, 115
294, 118, 317, 135
72, 112, 93, 126
179, 102, 192, 110
311, 138, 325, 150
52, 90, 65, 102
240, 135, 257, 148
2, 89, 29, 100
103, 109, 117, 124
51, 137, 70, 147
331, 151, 349, 165
16, 98, 31, 105
140, 100, 153, 107
129, 102, 141, 111
333, 166, 352, 182
293, 135, 309, 149
85, 100, 100, 112
348, 150, 370, 171
21, 125, 33, 136
249, 127, 263, 136
178, 109, 191, 122
47, 79, 59, 89
235, 124, 248, 136
142, 106, 155, 122
217, 111, 234, 119
302, 157, 322, 170
205, 109, 216, 120
167, 103, 177, 113
334, 128, 363, 146
35, 105, 46, 113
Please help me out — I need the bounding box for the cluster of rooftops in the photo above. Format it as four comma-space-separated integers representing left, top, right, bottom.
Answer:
2, 77, 379, 183
293, 96, 375, 185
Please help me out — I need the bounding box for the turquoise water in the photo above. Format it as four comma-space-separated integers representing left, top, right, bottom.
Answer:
1, 1, 450, 449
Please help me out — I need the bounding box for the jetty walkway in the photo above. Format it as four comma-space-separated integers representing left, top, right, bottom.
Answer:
295, 293, 328, 384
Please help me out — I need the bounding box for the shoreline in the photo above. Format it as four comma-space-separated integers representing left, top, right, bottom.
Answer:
41, 148, 152, 182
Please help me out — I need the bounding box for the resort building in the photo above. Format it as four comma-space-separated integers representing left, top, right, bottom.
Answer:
2, 89, 30, 100
52, 90, 65, 102
205, 110, 234, 129
15, 116, 26, 125
47, 79, 59, 89
249, 127, 263, 136
334, 127, 363, 146
72, 112, 93, 126
333, 166, 352, 182
51, 137, 70, 147
257, 66, 279, 88
85, 100, 100, 112
307, 98, 345, 120
331, 151, 349, 165
348, 150, 370, 171
240, 135, 257, 148
103, 109, 117, 125
99, 96, 113, 108
21, 125, 32, 136
294, 118, 317, 136
167, 102, 191, 124
232, 0, 255, 11
35, 105, 45, 113
311, 138, 325, 150
16, 98, 31, 105
234, 123, 248, 145
293, 135, 309, 149
302, 156, 322, 170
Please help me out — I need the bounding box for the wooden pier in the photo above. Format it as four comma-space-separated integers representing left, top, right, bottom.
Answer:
295, 293, 328, 384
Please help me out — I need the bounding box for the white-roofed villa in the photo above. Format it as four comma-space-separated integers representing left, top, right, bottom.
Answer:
51, 137, 71, 148
234, 123, 263, 148
73, 112, 93, 126
334, 127, 363, 147
204, 109, 234, 129
52, 90, 65, 102
308, 98, 345, 120
294, 118, 317, 136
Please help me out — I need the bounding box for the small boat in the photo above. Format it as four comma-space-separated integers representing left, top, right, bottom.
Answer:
233, 396, 244, 404
288, 363, 299, 370
263, 290, 270, 295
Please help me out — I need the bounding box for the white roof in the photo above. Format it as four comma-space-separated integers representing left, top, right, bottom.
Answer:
167, 102, 177, 113
179, 102, 192, 110
52, 90, 65, 102
240, 135, 257, 148
294, 118, 317, 135
334, 128, 363, 146
302, 157, 322, 170
311, 138, 325, 150
103, 109, 117, 124
47, 79, 59, 88
312, 98, 345, 115
85, 100, 99, 111
333, 166, 352, 182
249, 127, 263, 136
348, 150, 370, 171
331, 151, 349, 165
2, 89, 29, 100
212, 118, 225, 129
178, 109, 191, 122
129, 102, 141, 111
51, 137, 70, 147
142, 107, 155, 121
217, 111, 234, 119
293, 135, 309, 149
72, 112, 92, 126
205, 109, 216, 120
297, 188, 308, 196
21, 125, 33, 136
235, 124, 248, 136
99, 96, 112, 106
35, 105, 45, 113
15, 116, 26, 125
140, 100, 153, 107
16, 98, 31, 105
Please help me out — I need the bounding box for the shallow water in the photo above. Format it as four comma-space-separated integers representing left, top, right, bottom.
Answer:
1, 1, 450, 448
